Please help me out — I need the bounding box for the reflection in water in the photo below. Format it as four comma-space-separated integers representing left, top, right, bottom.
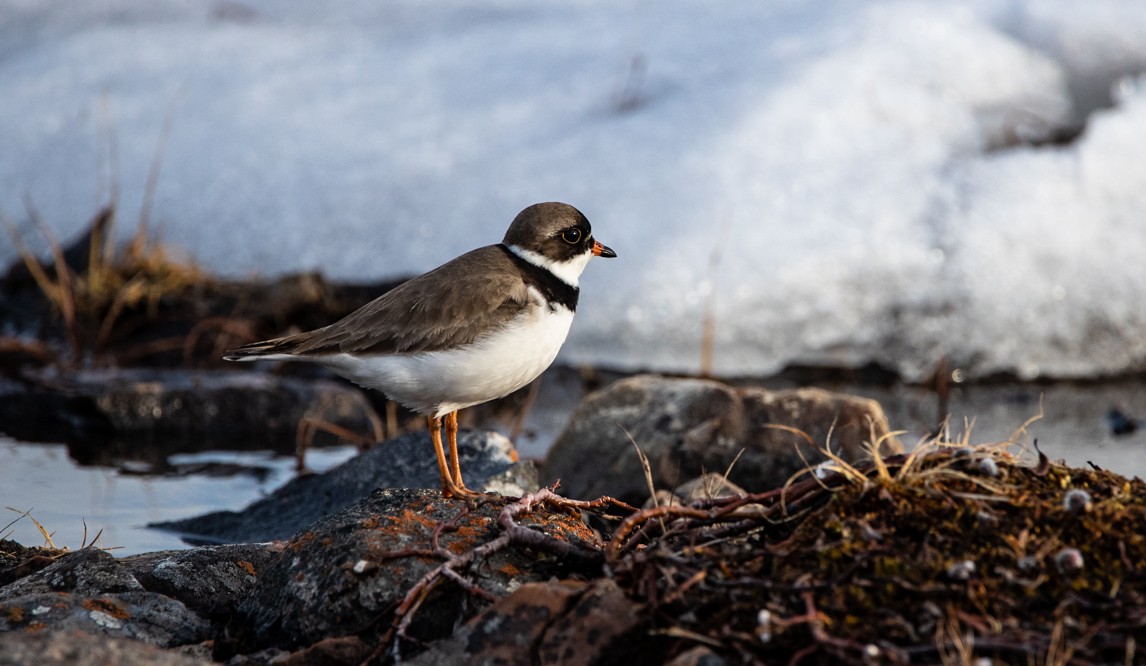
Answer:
0, 436, 356, 556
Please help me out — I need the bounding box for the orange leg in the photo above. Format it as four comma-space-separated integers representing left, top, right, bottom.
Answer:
428, 416, 456, 496
428, 414, 480, 498
445, 411, 463, 488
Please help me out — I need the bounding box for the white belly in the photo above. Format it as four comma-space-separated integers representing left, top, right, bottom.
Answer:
319, 304, 574, 416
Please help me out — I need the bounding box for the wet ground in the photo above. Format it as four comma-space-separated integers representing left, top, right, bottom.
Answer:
2, 365, 1143, 556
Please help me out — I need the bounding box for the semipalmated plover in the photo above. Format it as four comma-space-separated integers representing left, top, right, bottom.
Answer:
224, 202, 616, 497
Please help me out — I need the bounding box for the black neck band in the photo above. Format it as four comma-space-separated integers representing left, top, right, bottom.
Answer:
498, 244, 579, 312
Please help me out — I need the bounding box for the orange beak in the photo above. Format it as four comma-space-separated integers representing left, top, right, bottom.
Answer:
592, 240, 617, 258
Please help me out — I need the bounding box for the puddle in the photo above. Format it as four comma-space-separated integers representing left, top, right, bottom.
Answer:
0, 437, 358, 556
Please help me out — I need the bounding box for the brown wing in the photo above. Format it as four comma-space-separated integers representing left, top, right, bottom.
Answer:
225, 245, 532, 359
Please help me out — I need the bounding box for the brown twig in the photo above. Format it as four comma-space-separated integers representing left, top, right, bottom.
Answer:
365, 489, 629, 665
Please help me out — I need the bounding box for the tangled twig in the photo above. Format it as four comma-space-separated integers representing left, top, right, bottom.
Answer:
363, 488, 633, 665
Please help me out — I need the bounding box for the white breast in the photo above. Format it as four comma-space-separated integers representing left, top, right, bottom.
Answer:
319, 294, 575, 416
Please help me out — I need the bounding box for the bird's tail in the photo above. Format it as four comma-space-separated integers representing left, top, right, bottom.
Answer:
223, 334, 305, 361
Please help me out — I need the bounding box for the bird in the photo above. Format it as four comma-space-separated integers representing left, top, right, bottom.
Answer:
224, 202, 616, 497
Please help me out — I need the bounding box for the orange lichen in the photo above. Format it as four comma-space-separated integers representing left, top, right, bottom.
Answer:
290, 532, 317, 551
82, 598, 130, 620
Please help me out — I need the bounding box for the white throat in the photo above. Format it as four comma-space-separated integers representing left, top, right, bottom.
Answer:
506, 244, 591, 287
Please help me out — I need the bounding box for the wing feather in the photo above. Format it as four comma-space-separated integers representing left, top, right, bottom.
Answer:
227, 245, 531, 358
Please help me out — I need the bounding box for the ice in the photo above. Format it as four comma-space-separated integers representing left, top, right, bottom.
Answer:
2, 1, 1146, 381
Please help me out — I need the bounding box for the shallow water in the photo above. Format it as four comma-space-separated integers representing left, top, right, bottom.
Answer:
853, 380, 1146, 477
0, 437, 358, 556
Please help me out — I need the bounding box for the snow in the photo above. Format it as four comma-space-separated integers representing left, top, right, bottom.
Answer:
2, 0, 1146, 381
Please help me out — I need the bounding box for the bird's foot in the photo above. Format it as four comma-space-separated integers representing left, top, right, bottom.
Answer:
441, 482, 484, 500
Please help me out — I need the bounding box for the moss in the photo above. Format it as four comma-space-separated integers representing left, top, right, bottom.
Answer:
609, 447, 1146, 664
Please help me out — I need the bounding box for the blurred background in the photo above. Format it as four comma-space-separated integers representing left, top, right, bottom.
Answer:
3, 0, 1146, 553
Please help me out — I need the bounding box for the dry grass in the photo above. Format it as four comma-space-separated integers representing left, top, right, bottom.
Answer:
2, 201, 206, 366
2, 507, 113, 553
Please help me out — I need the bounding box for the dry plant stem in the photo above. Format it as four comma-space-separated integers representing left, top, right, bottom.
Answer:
698, 213, 729, 378
132, 87, 184, 255
294, 420, 314, 472
94, 274, 146, 352
606, 478, 834, 561
618, 425, 660, 505
607, 505, 712, 560
360, 405, 385, 449
15, 197, 81, 359
97, 95, 120, 209
183, 316, 256, 365
789, 590, 868, 665
0, 214, 60, 304
366, 489, 625, 665
294, 416, 377, 472
509, 377, 542, 441
384, 401, 398, 441
495, 489, 608, 564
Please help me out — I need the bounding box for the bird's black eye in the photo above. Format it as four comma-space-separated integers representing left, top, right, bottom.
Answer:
560, 228, 583, 244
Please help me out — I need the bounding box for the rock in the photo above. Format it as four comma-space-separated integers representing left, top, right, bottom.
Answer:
408, 579, 642, 666
665, 646, 729, 666
0, 368, 376, 459
0, 630, 213, 666
0, 549, 142, 600
152, 430, 537, 544
121, 543, 282, 619
0, 548, 211, 648
229, 488, 601, 656
0, 591, 210, 647
242, 636, 372, 666
646, 473, 749, 509
543, 375, 900, 503
0, 539, 65, 588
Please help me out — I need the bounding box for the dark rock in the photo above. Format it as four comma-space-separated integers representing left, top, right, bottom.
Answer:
0, 336, 55, 373
1106, 407, 1138, 436
0, 629, 212, 666
543, 374, 901, 503
0, 539, 64, 588
0, 547, 210, 648
231, 488, 600, 655
0, 368, 376, 456
0, 591, 210, 647
152, 429, 536, 544
408, 579, 641, 666
646, 473, 750, 509
665, 646, 729, 666
534, 578, 642, 665
121, 543, 282, 619
246, 636, 372, 666
220, 647, 292, 665
0, 549, 141, 600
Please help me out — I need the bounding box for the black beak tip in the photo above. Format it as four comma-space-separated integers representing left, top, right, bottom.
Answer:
598, 244, 617, 258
